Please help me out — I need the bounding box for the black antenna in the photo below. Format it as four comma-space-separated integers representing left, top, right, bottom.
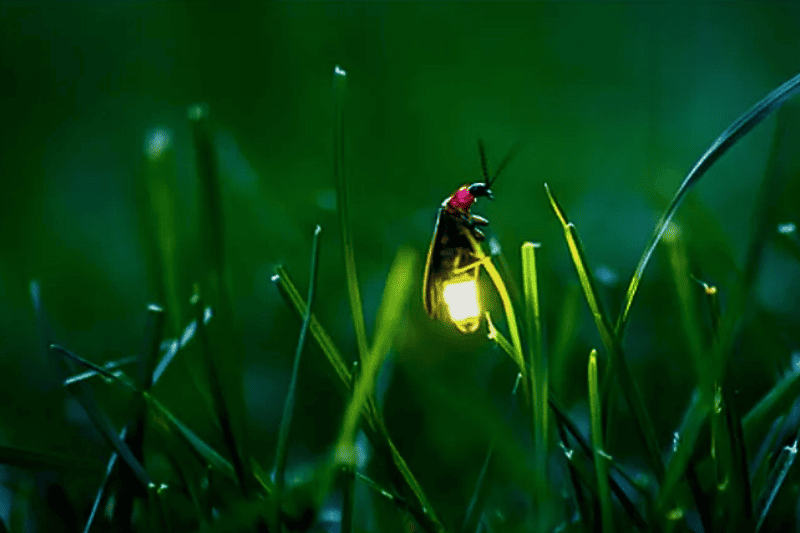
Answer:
477, 139, 490, 184
490, 141, 524, 186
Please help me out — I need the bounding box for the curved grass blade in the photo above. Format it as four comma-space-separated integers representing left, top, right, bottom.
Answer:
462, 231, 528, 401
274, 225, 323, 494
545, 184, 664, 484
333, 65, 369, 364
616, 71, 800, 335
335, 247, 416, 467
589, 349, 613, 533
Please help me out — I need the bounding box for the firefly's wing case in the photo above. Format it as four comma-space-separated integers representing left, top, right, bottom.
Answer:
422, 207, 480, 320
422, 207, 446, 319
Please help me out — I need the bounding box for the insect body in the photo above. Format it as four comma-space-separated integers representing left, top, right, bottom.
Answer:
423, 140, 518, 332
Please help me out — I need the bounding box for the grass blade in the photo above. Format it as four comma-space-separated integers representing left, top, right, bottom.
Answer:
522, 242, 549, 527
333, 65, 369, 364
141, 126, 182, 337
146, 393, 236, 481
273, 264, 445, 533
743, 370, 800, 451
460, 374, 521, 533
191, 292, 248, 495
335, 247, 417, 466
588, 349, 613, 533
49, 345, 151, 488
554, 420, 591, 531
462, 230, 528, 401
657, 389, 711, 513
545, 183, 664, 484
274, 225, 323, 494
616, 71, 800, 336
82, 427, 126, 533
115, 303, 167, 529
755, 435, 798, 531
721, 382, 754, 524
490, 327, 648, 530
272, 266, 352, 390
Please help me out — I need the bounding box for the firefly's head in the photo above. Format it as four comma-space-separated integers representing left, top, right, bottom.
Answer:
468, 182, 494, 201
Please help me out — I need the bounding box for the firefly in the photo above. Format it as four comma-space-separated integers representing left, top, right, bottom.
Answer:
422, 140, 518, 333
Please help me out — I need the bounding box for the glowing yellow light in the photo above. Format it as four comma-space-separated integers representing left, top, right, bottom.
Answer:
443, 279, 480, 333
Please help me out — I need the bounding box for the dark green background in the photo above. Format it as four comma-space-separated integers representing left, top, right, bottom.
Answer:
2, 2, 800, 530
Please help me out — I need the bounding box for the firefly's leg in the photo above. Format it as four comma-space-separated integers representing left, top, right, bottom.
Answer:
471, 227, 486, 241
469, 214, 489, 227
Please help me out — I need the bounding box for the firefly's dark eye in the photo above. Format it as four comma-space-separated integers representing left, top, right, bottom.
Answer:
468, 183, 492, 199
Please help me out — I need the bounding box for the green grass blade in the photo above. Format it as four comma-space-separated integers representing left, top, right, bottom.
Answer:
545, 183, 664, 484
274, 225, 323, 494
116, 303, 167, 528
82, 427, 126, 533
272, 266, 353, 391
663, 224, 711, 388
55, 345, 139, 392
460, 374, 521, 533
616, 71, 800, 335
490, 326, 649, 531
721, 383, 754, 524
554, 420, 591, 531
743, 370, 800, 450
273, 264, 445, 533
755, 435, 798, 532
462, 231, 528, 401
141, 126, 182, 337
138, 304, 166, 391
191, 292, 248, 495
188, 103, 223, 288
152, 306, 213, 386
189, 102, 250, 498
589, 349, 613, 533
63, 357, 138, 387
657, 389, 711, 512
522, 242, 549, 527
145, 393, 237, 482
48, 346, 151, 488
335, 247, 416, 466
333, 65, 369, 364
